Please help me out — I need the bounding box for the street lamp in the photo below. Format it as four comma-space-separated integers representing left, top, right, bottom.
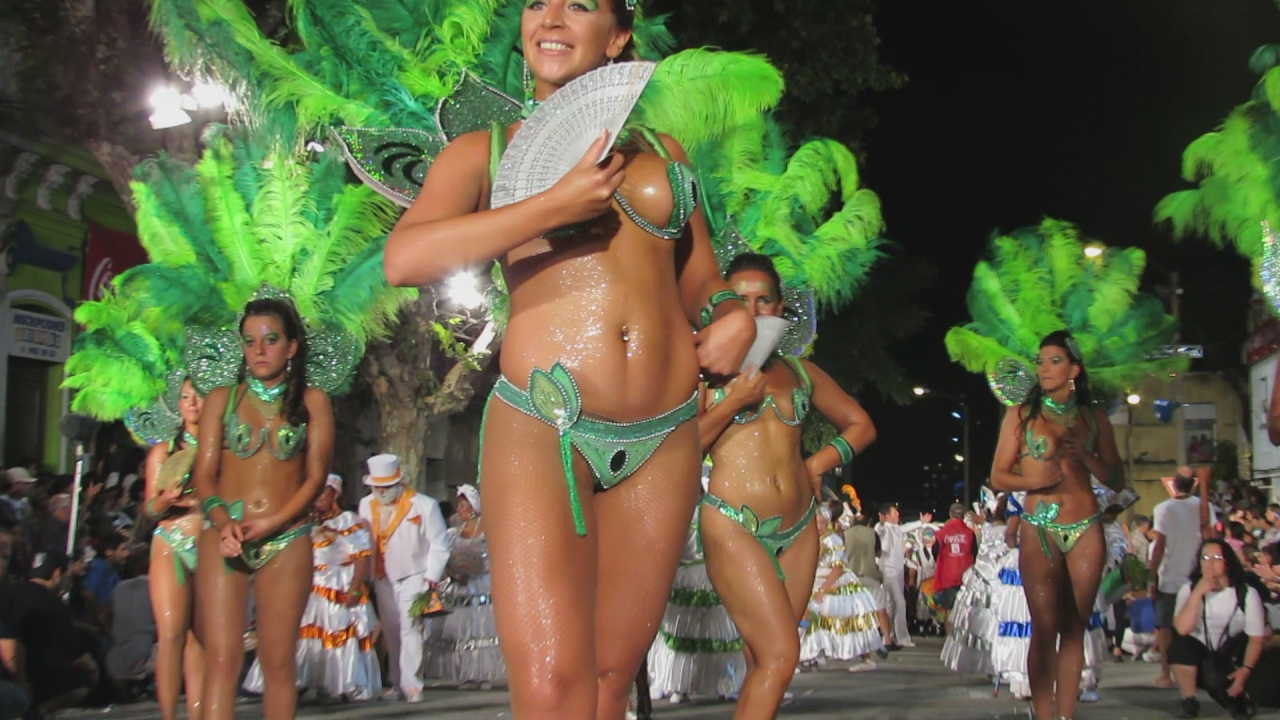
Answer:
1126, 393, 1141, 405
914, 387, 972, 507
1084, 243, 1104, 258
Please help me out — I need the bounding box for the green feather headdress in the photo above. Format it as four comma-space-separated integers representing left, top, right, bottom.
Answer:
64, 123, 413, 439
695, 115, 886, 354
1154, 35, 1280, 274
945, 218, 1186, 404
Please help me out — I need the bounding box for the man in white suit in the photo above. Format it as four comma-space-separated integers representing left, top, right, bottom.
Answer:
358, 454, 449, 702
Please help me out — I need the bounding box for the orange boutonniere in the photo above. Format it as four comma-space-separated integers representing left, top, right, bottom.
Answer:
407, 515, 422, 526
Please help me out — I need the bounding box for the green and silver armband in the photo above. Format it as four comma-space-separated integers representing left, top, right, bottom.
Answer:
201, 495, 228, 516
828, 437, 856, 465
700, 290, 744, 328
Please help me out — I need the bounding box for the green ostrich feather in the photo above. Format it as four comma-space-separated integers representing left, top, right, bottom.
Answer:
945, 219, 1186, 400
65, 123, 413, 425
1155, 30, 1280, 268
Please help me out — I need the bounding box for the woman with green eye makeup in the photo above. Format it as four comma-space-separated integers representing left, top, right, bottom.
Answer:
988, 330, 1124, 720
191, 298, 335, 720
698, 253, 877, 720
381, 0, 755, 717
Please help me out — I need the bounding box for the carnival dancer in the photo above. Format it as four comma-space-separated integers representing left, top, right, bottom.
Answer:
801, 502, 884, 670
941, 492, 1012, 677
647, 468, 745, 704
357, 454, 448, 702
244, 473, 380, 700
142, 376, 206, 720
382, 0, 757, 715
193, 298, 334, 720
427, 484, 505, 688
700, 253, 876, 720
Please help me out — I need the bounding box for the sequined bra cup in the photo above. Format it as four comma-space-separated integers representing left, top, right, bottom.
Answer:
1023, 406, 1098, 462
223, 385, 307, 461
714, 355, 813, 427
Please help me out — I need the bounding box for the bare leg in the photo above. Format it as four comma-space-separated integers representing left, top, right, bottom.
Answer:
1054, 524, 1104, 720
1156, 628, 1175, 685
483, 403, 600, 720
182, 630, 205, 720
1172, 664, 1198, 699
778, 520, 819, 624
1019, 525, 1064, 720
593, 422, 700, 720
702, 505, 804, 720
150, 527, 197, 720
195, 529, 250, 720
252, 534, 313, 720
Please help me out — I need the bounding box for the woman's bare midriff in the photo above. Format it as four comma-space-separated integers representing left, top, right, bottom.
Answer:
706, 363, 811, 525
496, 153, 699, 420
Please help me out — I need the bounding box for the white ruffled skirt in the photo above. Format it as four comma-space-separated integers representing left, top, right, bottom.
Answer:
801, 569, 884, 662
988, 549, 1107, 697
425, 573, 506, 683
940, 564, 997, 675
647, 561, 745, 698
243, 586, 382, 700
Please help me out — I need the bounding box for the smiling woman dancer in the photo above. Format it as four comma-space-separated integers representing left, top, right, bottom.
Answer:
989, 331, 1123, 720
382, 1, 754, 717
699, 253, 876, 720
143, 377, 206, 720
193, 298, 334, 720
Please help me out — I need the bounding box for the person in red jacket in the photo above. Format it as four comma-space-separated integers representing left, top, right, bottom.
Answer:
934, 503, 976, 634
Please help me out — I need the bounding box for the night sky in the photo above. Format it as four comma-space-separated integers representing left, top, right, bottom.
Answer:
845, 0, 1280, 514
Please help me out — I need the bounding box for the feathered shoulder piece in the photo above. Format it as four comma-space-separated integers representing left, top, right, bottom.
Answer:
944, 218, 1187, 405
64, 123, 413, 436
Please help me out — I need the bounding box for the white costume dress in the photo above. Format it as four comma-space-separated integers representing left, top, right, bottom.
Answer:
647, 510, 745, 699
243, 510, 381, 699
425, 525, 505, 683
359, 489, 450, 697
941, 521, 1009, 675
801, 529, 885, 662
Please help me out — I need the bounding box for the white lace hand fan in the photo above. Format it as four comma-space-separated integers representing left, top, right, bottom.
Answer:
489, 61, 656, 210
741, 315, 793, 373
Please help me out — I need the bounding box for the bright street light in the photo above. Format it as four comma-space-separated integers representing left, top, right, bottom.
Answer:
954, 454, 965, 463
1126, 393, 1142, 405
446, 271, 484, 309
191, 81, 228, 108
148, 86, 192, 129
913, 386, 927, 396
951, 411, 962, 420
1084, 244, 1104, 258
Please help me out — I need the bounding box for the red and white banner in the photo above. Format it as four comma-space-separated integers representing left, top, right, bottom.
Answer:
82, 222, 147, 302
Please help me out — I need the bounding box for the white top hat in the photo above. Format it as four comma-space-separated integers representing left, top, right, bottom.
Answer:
362, 454, 402, 487
325, 474, 343, 493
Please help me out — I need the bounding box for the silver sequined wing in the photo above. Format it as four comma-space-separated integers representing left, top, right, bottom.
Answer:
332, 126, 447, 209
305, 325, 362, 396
436, 70, 523, 140
986, 357, 1036, 406
184, 327, 242, 394
1261, 220, 1280, 317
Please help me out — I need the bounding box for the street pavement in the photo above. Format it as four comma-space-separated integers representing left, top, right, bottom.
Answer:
62, 638, 1278, 719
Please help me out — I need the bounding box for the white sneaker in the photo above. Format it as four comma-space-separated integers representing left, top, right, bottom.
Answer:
899, 640, 917, 648
781, 692, 794, 706
406, 689, 423, 704
849, 660, 877, 673
1079, 687, 1100, 703
669, 692, 686, 704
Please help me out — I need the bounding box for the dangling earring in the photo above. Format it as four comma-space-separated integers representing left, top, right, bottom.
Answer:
287, 358, 293, 375
1068, 378, 1076, 393
607, 55, 616, 66
522, 58, 536, 118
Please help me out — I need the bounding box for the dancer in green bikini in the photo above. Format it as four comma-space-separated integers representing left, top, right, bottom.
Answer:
142, 376, 207, 720
989, 331, 1123, 720
699, 254, 876, 720
192, 297, 334, 720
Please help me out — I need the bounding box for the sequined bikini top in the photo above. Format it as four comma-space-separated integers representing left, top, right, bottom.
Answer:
489, 122, 698, 241
222, 385, 307, 461
1023, 405, 1098, 462
714, 355, 813, 427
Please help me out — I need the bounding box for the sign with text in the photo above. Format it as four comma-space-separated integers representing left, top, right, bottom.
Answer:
8, 308, 69, 362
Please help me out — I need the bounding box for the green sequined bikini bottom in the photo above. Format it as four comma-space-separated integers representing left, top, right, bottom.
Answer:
219, 501, 313, 571
486, 363, 699, 537
153, 524, 198, 585
701, 493, 817, 581
1021, 501, 1101, 559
